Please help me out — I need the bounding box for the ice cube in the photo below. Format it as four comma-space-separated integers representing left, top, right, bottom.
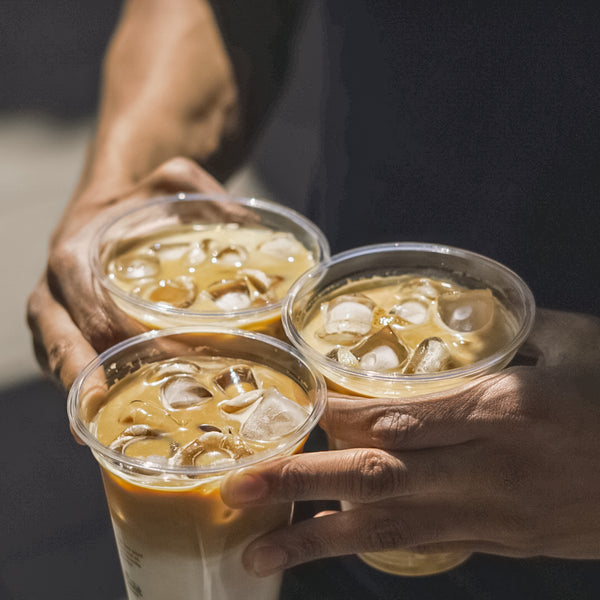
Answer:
145, 359, 203, 385
160, 376, 213, 410
214, 244, 248, 266
109, 424, 160, 452
181, 242, 207, 267
326, 346, 360, 369
111, 250, 160, 281
170, 431, 252, 466
437, 289, 495, 332
219, 389, 263, 413
151, 241, 191, 262
240, 269, 283, 294
403, 336, 452, 374
352, 326, 408, 372
391, 299, 430, 325
240, 388, 308, 442
318, 294, 375, 344
207, 279, 252, 311
118, 399, 177, 429
258, 232, 305, 257
139, 277, 197, 308
214, 365, 259, 396
398, 277, 439, 300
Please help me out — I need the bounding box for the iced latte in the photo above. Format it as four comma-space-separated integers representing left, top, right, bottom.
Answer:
283, 243, 535, 576
68, 328, 326, 600
92, 194, 329, 336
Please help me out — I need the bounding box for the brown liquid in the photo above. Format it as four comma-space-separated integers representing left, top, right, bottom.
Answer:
302, 274, 517, 375
92, 356, 311, 600
104, 224, 316, 314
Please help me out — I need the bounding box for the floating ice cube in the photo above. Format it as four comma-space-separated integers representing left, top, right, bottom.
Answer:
214, 365, 259, 397
219, 389, 263, 413
391, 299, 430, 325
240, 388, 308, 442
352, 326, 408, 372
258, 232, 305, 258
181, 242, 207, 267
140, 277, 197, 308
240, 269, 283, 294
170, 431, 252, 466
207, 279, 252, 311
398, 277, 439, 300
403, 336, 452, 374
151, 241, 191, 262
214, 244, 248, 266
438, 289, 495, 332
160, 375, 213, 410
318, 294, 375, 344
109, 424, 160, 452
326, 346, 360, 369
145, 359, 203, 385
118, 399, 176, 429
111, 250, 160, 281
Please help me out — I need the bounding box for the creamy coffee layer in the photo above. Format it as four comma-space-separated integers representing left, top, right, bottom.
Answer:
302, 274, 517, 374
104, 224, 316, 313
94, 355, 311, 468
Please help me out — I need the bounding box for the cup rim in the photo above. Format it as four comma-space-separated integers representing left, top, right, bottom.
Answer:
67, 325, 327, 478
89, 193, 331, 322
282, 241, 536, 385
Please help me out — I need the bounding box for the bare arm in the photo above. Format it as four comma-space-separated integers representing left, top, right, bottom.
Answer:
27, 0, 299, 389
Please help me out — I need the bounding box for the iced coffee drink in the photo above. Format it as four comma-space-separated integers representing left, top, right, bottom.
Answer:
68, 328, 326, 600
283, 243, 535, 576
92, 194, 329, 336
301, 274, 516, 378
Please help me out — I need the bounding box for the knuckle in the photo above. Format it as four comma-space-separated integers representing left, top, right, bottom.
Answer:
47, 240, 79, 280
371, 409, 421, 448
85, 309, 120, 352
352, 449, 406, 501
278, 458, 316, 498
155, 156, 200, 182
290, 532, 330, 563
47, 338, 75, 382
366, 516, 412, 551
26, 288, 44, 328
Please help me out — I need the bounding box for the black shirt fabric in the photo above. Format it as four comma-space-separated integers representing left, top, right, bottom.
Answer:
287, 4, 600, 598
308, 1, 600, 315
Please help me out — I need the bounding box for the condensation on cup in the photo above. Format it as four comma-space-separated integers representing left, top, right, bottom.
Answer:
68, 327, 326, 599
283, 242, 536, 576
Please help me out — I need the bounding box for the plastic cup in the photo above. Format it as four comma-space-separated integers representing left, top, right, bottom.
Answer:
282, 242, 535, 576
91, 193, 330, 338
68, 326, 326, 600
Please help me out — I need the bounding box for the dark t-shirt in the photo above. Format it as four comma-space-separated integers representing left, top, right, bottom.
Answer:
291, 4, 600, 598
308, 1, 600, 316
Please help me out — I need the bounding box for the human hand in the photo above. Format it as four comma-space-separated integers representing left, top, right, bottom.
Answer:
220, 309, 600, 576
27, 157, 224, 390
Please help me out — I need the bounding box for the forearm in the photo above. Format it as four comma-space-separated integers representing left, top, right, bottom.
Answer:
75, 0, 238, 205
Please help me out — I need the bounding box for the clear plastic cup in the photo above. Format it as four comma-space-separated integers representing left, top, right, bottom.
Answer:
68, 326, 326, 600
282, 242, 535, 576
91, 193, 330, 338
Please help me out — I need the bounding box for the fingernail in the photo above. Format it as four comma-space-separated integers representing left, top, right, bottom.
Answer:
250, 545, 289, 576
222, 472, 266, 505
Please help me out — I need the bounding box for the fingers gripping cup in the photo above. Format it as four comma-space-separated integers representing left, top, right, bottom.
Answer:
91, 193, 330, 337
68, 327, 326, 600
282, 242, 535, 576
